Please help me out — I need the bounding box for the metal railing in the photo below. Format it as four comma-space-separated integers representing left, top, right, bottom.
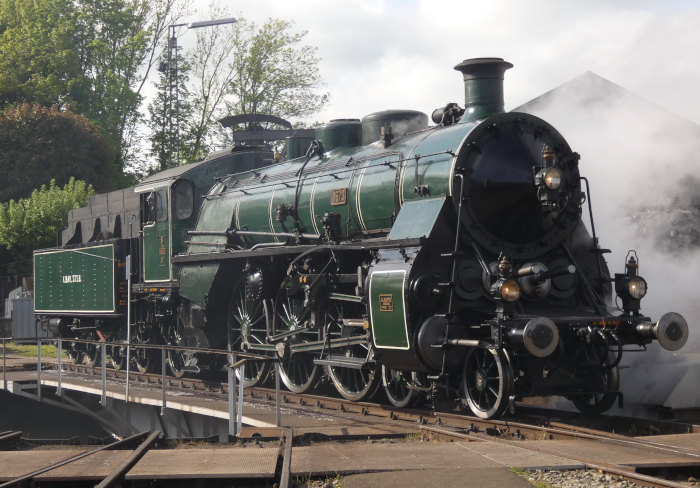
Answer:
2, 337, 7, 391
1, 337, 284, 437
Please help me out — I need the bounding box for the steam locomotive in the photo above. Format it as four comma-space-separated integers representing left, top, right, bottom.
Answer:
34, 58, 689, 419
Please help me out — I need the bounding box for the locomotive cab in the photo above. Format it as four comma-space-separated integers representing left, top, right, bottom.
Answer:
137, 184, 171, 282
136, 179, 197, 283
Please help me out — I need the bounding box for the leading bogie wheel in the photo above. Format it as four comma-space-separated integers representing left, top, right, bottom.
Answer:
462, 347, 514, 419
571, 366, 620, 415
382, 366, 417, 408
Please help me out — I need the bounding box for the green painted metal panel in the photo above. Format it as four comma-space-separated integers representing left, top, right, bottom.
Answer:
355, 154, 400, 233
388, 197, 446, 240
369, 270, 409, 349
178, 262, 219, 307
34, 244, 117, 313
399, 122, 474, 204
143, 220, 170, 281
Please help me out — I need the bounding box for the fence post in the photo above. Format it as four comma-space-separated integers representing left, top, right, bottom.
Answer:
100, 342, 106, 407
161, 346, 166, 415
275, 361, 281, 427
125, 254, 131, 404
237, 362, 245, 435
228, 353, 237, 437
37, 339, 42, 400
56, 338, 62, 396
3, 338, 6, 391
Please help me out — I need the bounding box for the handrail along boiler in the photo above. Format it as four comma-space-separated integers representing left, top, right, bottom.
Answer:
33, 58, 689, 419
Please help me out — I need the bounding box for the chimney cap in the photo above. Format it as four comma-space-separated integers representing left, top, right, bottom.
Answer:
454, 57, 513, 81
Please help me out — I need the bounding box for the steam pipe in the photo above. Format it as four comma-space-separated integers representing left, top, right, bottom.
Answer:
447, 338, 490, 348
517, 264, 576, 281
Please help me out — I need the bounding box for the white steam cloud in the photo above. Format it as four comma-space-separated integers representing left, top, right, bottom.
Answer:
517, 72, 700, 409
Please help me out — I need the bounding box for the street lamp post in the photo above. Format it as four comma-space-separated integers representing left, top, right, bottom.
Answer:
160, 17, 237, 169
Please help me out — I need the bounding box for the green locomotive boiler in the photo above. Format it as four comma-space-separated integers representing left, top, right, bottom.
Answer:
34, 58, 689, 418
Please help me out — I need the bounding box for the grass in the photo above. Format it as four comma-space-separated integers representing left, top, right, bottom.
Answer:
0, 341, 59, 358
509, 468, 553, 488
293, 473, 343, 487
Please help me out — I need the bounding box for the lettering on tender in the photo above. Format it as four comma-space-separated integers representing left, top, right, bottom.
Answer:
61, 274, 83, 283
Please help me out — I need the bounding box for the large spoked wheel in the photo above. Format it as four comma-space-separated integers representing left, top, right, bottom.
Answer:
324, 301, 380, 402
463, 347, 514, 419
382, 366, 417, 408
571, 366, 620, 415
272, 284, 321, 393
228, 274, 271, 387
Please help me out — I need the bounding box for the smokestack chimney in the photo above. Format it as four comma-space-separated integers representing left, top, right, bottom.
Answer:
454, 57, 513, 123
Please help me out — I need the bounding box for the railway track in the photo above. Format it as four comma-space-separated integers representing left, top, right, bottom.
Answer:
32, 360, 700, 488
43, 359, 699, 441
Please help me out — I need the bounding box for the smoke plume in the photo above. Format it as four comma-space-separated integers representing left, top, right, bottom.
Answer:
516, 72, 700, 410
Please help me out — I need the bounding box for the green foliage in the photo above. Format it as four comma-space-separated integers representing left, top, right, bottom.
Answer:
149, 13, 330, 167
0, 0, 179, 184
0, 178, 94, 252
226, 18, 329, 120
0, 0, 79, 107
0, 103, 113, 201
147, 54, 195, 172
70, 0, 150, 160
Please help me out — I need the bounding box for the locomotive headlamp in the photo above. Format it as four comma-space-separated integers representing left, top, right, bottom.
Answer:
615, 252, 646, 315
543, 168, 562, 190
500, 279, 521, 302
628, 276, 647, 300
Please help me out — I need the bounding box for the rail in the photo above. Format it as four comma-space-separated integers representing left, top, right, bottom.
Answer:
1, 336, 284, 436
0, 430, 157, 488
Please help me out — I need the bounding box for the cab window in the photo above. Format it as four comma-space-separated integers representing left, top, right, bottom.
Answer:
144, 192, 156, 223
172, 179, 194, 220
156, 189, 168, 222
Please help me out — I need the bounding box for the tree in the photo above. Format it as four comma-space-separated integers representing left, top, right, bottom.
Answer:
149, 15, 330, 166
0, 178, 94, 273
0, 0, 79, 108
0, 104, 113, 202
225, 18, 329, 121
147, 55, 196, 171
0, 0, 192, 185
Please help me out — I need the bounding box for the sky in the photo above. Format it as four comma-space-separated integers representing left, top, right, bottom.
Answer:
185, 0, 700, 126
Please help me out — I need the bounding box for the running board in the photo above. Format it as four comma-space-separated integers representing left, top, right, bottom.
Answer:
313, 356, 376, 370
